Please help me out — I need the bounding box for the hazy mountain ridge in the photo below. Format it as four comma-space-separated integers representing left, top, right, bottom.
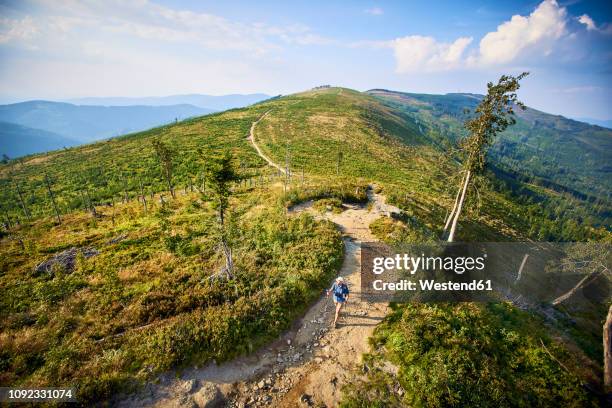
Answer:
67, 93, 270, 110
0, 101, 211, 143
0, 122, 79, 158
0, 94, 272, 158
574, 117, 612, 129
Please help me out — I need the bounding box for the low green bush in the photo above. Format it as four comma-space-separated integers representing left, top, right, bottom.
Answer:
313, 198, 344, 214
341, 302, 593, 408
0, 194, 343, 403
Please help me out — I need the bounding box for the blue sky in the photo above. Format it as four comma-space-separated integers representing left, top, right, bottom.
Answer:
0, 0, 610, 119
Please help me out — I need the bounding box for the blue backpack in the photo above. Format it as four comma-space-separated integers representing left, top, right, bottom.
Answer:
333, 283, 348, 300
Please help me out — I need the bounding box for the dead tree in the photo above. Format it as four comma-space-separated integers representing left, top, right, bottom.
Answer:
44, 173, 62, 224
84, 182, 97, 217
284, 141, 291, 193
15, 182, 31, 222
122, 177, 130, 203
110, 195, 116, 226
551, 268, 607, 306
139, 178, 148, 213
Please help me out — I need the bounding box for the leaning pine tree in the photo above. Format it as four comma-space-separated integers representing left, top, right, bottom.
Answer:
443, 72, 529, 242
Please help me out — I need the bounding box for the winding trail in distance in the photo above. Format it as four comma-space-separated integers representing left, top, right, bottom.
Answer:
115, 111, 401, 408
248, 110, 286, 175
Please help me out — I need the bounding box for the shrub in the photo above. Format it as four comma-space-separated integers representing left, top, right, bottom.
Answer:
341, 303, 593, 408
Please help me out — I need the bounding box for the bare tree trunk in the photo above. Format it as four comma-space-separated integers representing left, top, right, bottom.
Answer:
84, 186, 97, 217
44, 174, 62, 224
15, 183, 31, 221
167, 179, 175, 199
139, 179, 148, 213
110, 195, 116, 226
552, 269, 605, 306
443, 173, 464, 235
516, 254, 529, 283
220, 239, 234, 279
605, 305, 612, 391
123, 179, 129, 203
447, 170, 471, 242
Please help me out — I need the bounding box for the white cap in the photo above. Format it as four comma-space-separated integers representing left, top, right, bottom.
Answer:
336, 276, 344, 282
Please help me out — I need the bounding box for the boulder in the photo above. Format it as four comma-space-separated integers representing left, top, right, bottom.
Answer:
192, 382, 224, 408
34, 246, 99, 276
182, 379, 198, 393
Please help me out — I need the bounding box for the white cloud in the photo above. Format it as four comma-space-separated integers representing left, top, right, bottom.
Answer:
0, 0, 348, 98
577, 14, 612, 34
578, 14, 597, 31
0, 16, 39, 44
0, 0, 330, 55
392, 36, 472, 73
475, 0, 567, 65
365, 7, 384, 16
383, 0, 586, 72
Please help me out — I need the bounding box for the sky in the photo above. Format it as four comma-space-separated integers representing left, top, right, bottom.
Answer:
0, 0, 611, 119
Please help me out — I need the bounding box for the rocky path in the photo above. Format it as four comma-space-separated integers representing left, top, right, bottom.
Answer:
114, 115, 401, 408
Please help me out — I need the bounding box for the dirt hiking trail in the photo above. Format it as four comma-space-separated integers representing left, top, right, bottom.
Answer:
114, 113, 401, 408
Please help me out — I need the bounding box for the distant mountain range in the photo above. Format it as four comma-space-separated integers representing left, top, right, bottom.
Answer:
67, 93, 270, 111
0, 122, 80, 159
0, 101, 210, 145
0, 93, 271, 158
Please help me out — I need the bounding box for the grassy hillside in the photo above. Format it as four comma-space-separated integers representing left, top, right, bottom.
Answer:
0, 87, 607, 404
0, 101, 348, 401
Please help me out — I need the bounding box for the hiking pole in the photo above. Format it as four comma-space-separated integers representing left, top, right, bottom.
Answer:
323, 289, 329, 314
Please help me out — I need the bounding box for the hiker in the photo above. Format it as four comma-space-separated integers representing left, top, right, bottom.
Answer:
327, 276, 349, 328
